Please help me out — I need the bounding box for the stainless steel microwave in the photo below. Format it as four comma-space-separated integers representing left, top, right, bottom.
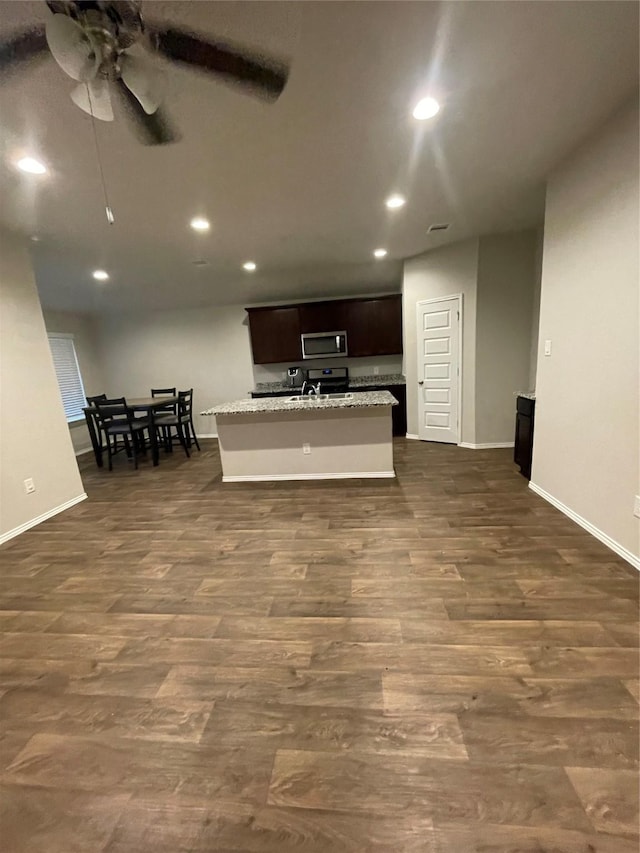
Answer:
301, 331, 348, 360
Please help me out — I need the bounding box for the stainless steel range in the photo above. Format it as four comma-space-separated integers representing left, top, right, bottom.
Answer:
304, 366, 349, 394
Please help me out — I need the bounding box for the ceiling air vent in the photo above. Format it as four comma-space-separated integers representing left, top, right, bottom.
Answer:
192, 259, 209, 267
428, 223, 450, 233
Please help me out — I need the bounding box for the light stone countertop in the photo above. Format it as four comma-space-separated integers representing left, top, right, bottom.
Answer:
516, 392, 536, 400
202, 390, 398, 416
253, 373, 406, 394
349, 373, 406, 388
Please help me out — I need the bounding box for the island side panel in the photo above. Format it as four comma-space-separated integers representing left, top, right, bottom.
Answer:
216, 406, 394, 481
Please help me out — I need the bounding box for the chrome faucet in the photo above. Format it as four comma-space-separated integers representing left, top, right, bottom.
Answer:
302, 381, 321, 396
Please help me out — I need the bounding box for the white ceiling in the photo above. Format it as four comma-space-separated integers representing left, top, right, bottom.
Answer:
0, 1, 638, 314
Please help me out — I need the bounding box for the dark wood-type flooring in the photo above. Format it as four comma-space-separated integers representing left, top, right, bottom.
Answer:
0, 438, 638, 852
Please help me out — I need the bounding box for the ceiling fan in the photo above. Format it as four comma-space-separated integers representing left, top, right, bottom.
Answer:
0, 0, 290, 145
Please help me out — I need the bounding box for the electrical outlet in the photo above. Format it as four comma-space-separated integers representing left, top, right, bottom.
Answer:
373, 366, 380, 375
24, 478, 35, 494
302, 443, 311, 455
634, 495, 640, 519
544, 339, 552, 356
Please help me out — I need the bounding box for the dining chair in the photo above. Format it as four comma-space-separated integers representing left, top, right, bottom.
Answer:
151, 387, 177, 412
94, 397, 150, 471
84, 394, 111, 466
151, 387, 177, 445
179, 388, 201, 452
153, 391, 192, 458
86, 393, 108, 406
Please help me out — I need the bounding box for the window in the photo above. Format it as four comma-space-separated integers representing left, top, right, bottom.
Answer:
48, 333, 86, 423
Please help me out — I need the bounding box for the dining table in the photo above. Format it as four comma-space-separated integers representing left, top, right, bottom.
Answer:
83, 395, 179, 468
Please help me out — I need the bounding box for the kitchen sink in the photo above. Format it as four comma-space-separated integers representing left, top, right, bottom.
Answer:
287, 393, 354, 402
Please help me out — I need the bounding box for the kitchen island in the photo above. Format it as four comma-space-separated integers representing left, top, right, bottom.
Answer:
250, 374, 407, 436
202, 391, 397, 482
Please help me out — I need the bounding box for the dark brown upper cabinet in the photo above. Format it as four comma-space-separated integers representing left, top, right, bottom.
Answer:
246, 305, 302, 364
298, 300, 349, 334
246, 294, 402, 364
347, 296, 403, 357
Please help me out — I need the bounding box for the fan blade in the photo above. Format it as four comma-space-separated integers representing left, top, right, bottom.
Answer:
0, 26, 48, 77
114, 78, 179, 145
148, 24, 289, 101
120, 52, 165, 115
46, 13, 100, 82
70, 80, 114, 121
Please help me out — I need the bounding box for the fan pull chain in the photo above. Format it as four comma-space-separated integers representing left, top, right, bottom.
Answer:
86, 83, 115, 226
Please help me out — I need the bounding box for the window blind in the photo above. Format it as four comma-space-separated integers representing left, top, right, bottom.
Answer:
48, 334, 86, 422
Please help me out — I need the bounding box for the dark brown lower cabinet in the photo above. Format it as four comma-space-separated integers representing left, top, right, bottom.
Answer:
357, 384, 406, 436
514, 396, 535, 479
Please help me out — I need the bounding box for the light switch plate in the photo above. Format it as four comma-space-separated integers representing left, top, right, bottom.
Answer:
544, 340, 552, 356
634, 495, 640, 518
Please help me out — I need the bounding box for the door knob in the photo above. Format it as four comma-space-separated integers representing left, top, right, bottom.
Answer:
418, 381, 424, 385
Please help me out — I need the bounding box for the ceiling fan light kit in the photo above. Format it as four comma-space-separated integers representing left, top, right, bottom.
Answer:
1, 0, 291, 145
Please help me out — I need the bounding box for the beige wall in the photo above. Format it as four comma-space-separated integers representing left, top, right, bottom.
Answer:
528, 228, 544, 390
532, 99, 639, 560
0, 230, 85, 543
43, 310, 106, 454
402, 239, 479, 443
96, 304, 255, 437
475, 231, 538, 444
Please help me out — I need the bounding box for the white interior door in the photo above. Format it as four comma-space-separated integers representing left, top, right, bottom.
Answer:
417, 295, 461, 443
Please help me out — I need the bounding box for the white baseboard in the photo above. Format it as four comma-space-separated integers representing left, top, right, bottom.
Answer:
459, 442, 515, 449
222, 471, 396, 483
0, 493, 88, 545
529, 481, 640, 571
75, 435, 218, 456
405, 438, 514, 449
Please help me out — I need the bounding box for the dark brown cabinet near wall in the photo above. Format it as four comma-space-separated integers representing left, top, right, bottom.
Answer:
246, 294, 403, 364
247, 306, 302, 365
347, 296, 403, 357
514, 395, 535, 479
366, 384, 406, 436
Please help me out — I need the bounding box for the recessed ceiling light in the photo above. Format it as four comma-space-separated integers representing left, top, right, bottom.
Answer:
190, 217, 210, 232
92, 269, 109, 281
16, 156, 47, 175
385, 194, 406, 210
243, 261, 257, 272
373, 248, 388, 259
412, 97, 440, 120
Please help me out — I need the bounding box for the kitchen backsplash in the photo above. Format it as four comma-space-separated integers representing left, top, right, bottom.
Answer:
253, 355, 404, 387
